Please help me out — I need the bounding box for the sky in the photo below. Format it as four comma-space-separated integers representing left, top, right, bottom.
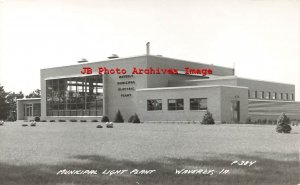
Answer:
0, 0, 299, 100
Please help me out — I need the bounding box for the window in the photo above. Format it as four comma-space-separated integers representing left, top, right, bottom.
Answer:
190, 98, 207, 110
271, 92, 276, 100
265, 92, 270, 99
282, 93, 287, 100
257, 91, 263, 99
251, 91, 256, 99
33, 103, 41, 116
291, 93, 294, 101
46, 75, 103, 116
168, 99, 184, 110
248, 90, 250, 98
24, 104, 33, 117
147, 99, 162, 111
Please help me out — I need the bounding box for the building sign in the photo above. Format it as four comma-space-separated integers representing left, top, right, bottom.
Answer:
117, 75, 135, 98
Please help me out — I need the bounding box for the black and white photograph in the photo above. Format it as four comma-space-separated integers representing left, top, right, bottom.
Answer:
0, 0, 299, 184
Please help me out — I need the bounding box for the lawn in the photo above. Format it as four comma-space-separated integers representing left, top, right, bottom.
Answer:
0, 122, 299, 185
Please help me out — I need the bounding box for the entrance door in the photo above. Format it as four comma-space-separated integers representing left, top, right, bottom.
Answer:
24, 104, 33, 119
231, 101, 240, 123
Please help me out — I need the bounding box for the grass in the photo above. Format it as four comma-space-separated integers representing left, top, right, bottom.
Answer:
0, 122, 299, 185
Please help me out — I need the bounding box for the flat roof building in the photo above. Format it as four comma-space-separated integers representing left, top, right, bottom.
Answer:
17, 54, 299, 123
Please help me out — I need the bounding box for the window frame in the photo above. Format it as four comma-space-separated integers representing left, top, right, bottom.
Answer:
147, 99, 162, 111
190, 98, 208, 111
168, 99, 184, 111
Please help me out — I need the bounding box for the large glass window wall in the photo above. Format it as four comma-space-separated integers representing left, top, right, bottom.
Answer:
46, 75, 103, 116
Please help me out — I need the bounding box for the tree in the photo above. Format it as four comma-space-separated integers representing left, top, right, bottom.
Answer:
128, 113, 141, 123
0, 85, 9, 120
6, 91, 24, 121
26, 89, 41, 98
132, 113, 141, 123
114, 110, 124, 123
276, 113, 292, 133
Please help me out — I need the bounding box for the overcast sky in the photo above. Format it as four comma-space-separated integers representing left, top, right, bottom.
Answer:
0, 0, 299, 100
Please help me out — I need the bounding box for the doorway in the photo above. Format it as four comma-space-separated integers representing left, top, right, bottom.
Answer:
231, 101, 240, 123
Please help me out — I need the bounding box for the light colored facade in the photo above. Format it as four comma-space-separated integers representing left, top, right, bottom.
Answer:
17, 55, 298, 123
16, 98, 41, 121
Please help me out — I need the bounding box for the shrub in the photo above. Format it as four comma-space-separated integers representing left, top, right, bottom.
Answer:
80, 120, 87, 122
114, 110, 124, 123
58, 120, 66, 122
276, 113, 292, 133
132, 113, 141, 124
128, 115, 135, 123
40, 120, 47, 122
49, 120, 55, 122
91, 120, 98, 122
262, 119, 267, 125
201, 111, 215, 125
34, 117, 40, 122
106, 122, 113, 128
245, 117, 252, 124
30, 121, 36, 126
70, 119, 77, 122
101, 116, 109, 122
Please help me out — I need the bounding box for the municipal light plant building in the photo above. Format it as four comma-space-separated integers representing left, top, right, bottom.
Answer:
17, 55, 297, 123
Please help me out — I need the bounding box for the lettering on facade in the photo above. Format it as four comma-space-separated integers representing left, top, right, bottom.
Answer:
117, 74, 135, 98
118, 87, 135, 91
121, 94, 132, 97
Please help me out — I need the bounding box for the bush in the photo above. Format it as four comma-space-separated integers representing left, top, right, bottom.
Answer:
101, 116, 109, 122
128, 115, 135, 123
96, 124, 103, 128
201, 111, 215, 125
30, 121, 36, 126
245, 117, 252, 124
106, 122, 113, 128
132, 113, 141, 123
40, 120, 47, 122
114, 110, 124, 123
58, 120, 66, 122
34, 117, 40, 122
276, 113, 292, 133
70, 119, 77, 122
80, 120, 87, 122
49, 120, 55, 122
91, 120, 98, 122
